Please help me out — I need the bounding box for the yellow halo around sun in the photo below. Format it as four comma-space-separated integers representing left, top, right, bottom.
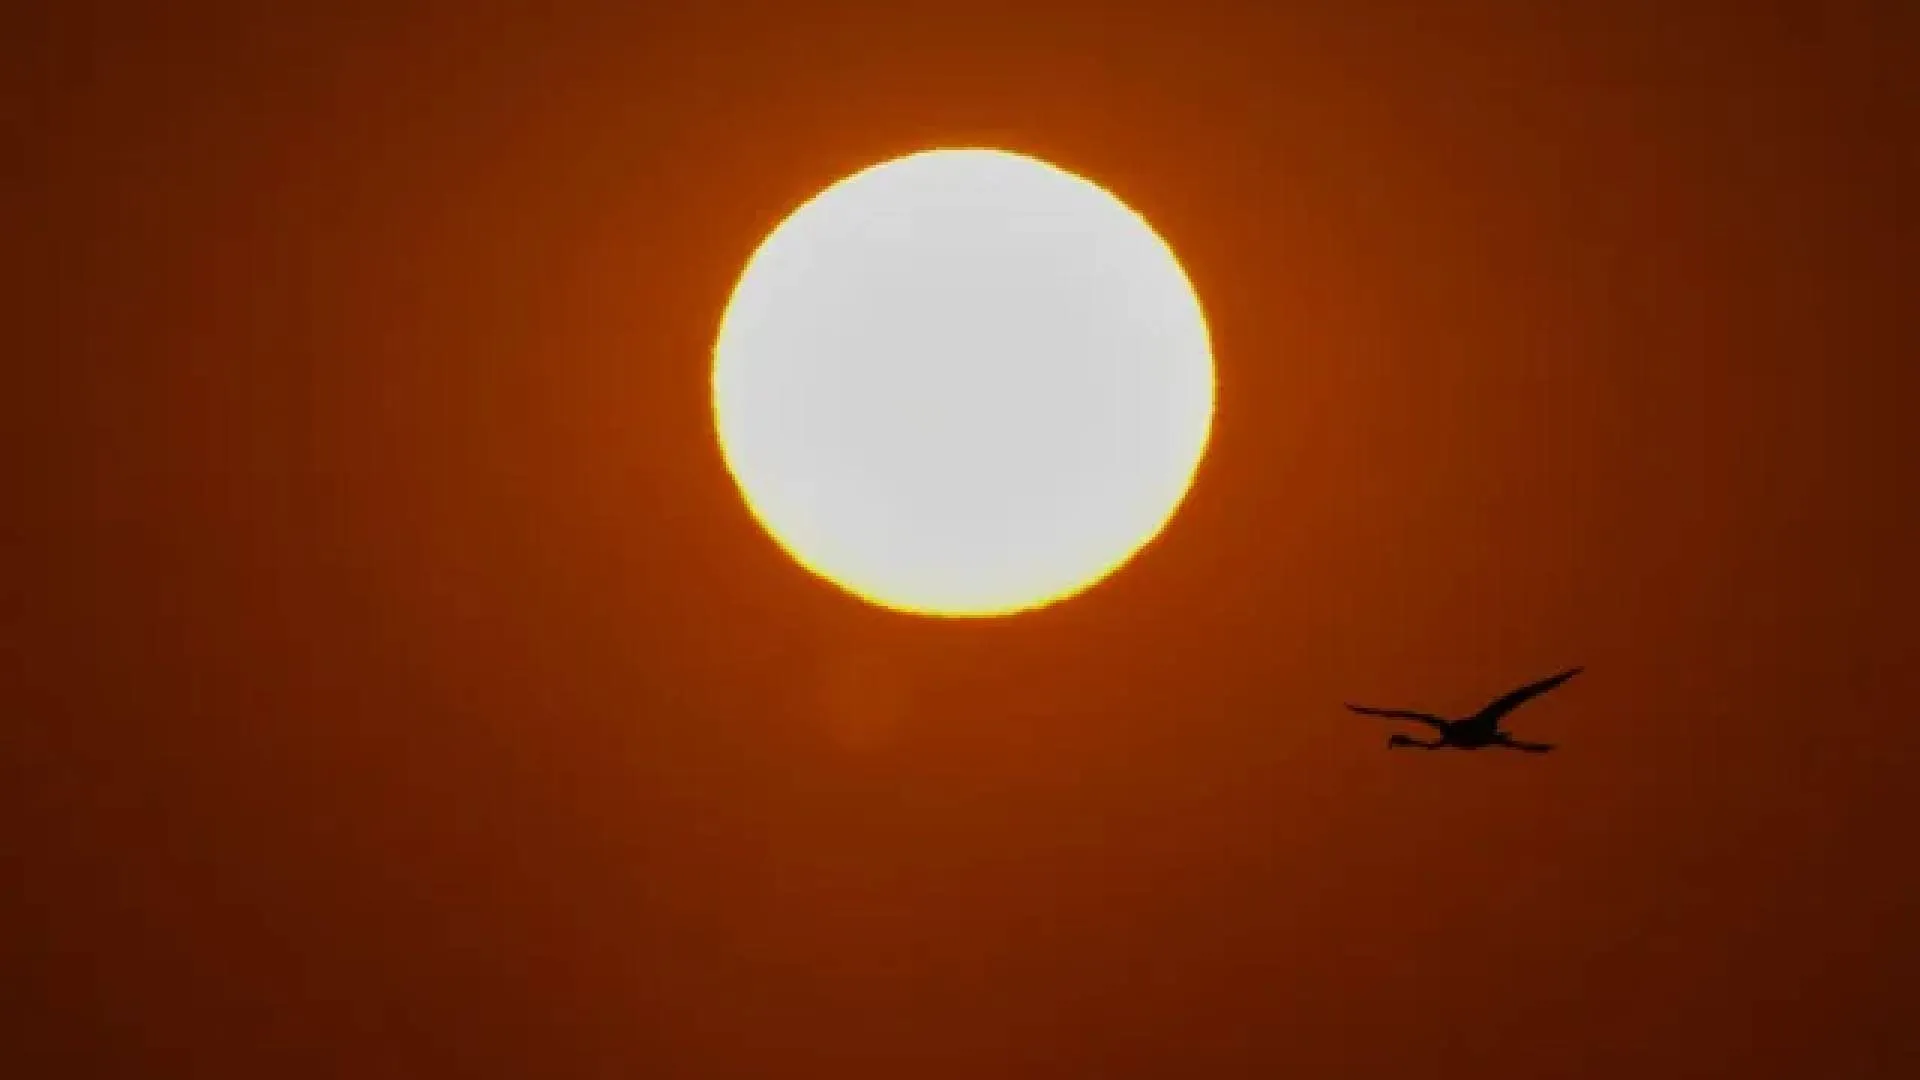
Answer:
712, 147, 1214, 617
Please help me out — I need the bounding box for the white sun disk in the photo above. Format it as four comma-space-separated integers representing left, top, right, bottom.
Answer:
713, 148, 1214, 616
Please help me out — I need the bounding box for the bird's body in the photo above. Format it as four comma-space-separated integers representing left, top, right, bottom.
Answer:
1347, 667, 1581, 753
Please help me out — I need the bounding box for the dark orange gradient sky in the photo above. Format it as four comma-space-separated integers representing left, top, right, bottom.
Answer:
12, 2, 1917, 1076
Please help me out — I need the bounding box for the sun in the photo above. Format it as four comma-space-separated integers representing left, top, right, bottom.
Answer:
712, 147, 1214, 617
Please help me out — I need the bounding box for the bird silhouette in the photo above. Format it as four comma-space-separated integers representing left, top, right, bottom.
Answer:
1346, 667, 1582, 753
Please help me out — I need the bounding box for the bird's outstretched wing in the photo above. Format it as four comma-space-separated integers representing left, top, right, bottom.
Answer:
1346, 704, 1447, 731
1471, 666, 1583, 726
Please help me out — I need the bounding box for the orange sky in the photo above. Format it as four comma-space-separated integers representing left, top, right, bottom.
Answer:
13, 2, 1917, 1076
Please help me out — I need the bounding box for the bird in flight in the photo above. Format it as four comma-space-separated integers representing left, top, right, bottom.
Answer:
1346, 667, 1582, 753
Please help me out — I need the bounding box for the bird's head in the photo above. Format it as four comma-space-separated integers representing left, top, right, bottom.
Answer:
1386, 733, 1420, 749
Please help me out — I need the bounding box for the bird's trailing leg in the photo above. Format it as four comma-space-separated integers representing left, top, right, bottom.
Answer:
1500, 737, 1556, 754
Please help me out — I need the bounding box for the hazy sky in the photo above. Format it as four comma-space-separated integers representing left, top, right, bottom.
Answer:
13, 2, 1916, 1076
